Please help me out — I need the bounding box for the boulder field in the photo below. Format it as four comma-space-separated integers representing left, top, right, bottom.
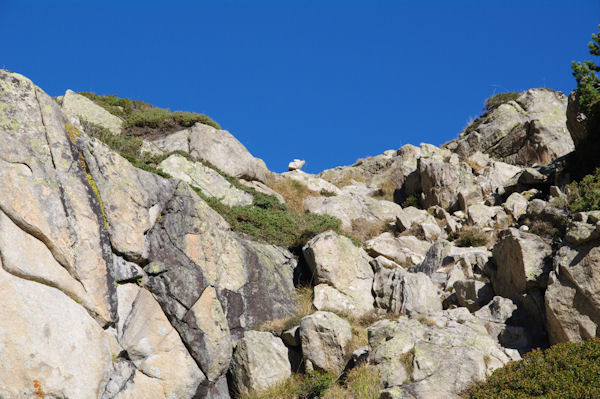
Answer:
0, 70, 596, 398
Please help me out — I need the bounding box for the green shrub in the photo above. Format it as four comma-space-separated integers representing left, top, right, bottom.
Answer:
568, 167, 600, 212
401, 195, 421, 209
463, 338, 600, 398
484, 92, 520, 112
79, 92, 220, 134
454, 226, 488, 247
192, 186, 341, 248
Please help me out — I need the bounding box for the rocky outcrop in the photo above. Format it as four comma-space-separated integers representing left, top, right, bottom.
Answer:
545, 243, 600, 344
299, 311, 353, 373
229, 331, 291, 396
303, 231, 374, 314
158, 154, 253, 206
304, 193, 402, 231
370, 308, 516, 399
150, 122, 269, 182
445, 89, 574, 166
372, 257, 441, 315
61, 89, 123, 135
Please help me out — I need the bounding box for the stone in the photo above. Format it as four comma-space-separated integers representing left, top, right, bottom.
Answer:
545, 244, 600, 344
368, 308, 514, 398
151, 122, 269, 182
491, 228, 552, 299
118, 288, 205, 396
0, 264, 112, 399
304, 194, 402, 231
158, 154, 253, 206
281, 169, 342, 195
229, 331, 291, 396
365, 233, 431, 267
288, 159, 306, 171
299, 311, 352, 373
145, 182, 297, 343
395, 206, 436, 232
303, 231, 374, 314
61, 89, 123, 135
419, 156, 476, 211
372, 258, 441, 315
0, 70, 116, 325
453, 279, 494, 312
467, 203, 497, 227
445, 89, 573, 166
565, 221, 598, 245
82, 136, 176, 262
504, 192, 528, 220
414, 240, 452, 276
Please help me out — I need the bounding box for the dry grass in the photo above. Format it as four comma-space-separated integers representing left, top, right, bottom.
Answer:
267, 177, 320, 213
454, 226, 488, 247
259, 285, 315, 332
350, 218, 391, 242
372, 175, 397, 202
322, 364, 381, 399
240, 374, 303, 399
328, 170, 368, 188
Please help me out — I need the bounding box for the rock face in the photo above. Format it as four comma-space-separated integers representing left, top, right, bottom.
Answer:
0, 70, 299, 398
303, 231, 374, 314
370, 309, 514, 399
229, 331, 292, 396
545, 243, 600, 344
61, 89, 123, 135
158, 154, 253, 206
150, 122, 269, 182
299, 311, 353, 373
445, 89, 574, 166
491, 228, 552, 299
3, 70, 597, 398
372, 257, 441, 315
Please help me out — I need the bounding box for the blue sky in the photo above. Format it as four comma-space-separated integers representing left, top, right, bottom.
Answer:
1, 1, 599, 173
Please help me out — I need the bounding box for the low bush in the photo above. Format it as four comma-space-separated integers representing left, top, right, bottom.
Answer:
79, 92, 220, 135
454, 226, 488, 247
193, 187, 341, 248
463, 338, 600, 398
401, 195, 421, 209
484, 92, 520, 112
568, 167, 600, 212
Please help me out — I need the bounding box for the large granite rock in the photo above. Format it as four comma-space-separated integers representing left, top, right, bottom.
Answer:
304, 194, 403, 232
545, 243, 600, 344
0, 263, 112, 399
115, 286, 205, 398
229, 331, 291, 396
158, 153, 253, 206
61, 89, 123, 135
303, 231, 374, 314
366, 233, 431, 267
0, 70, 117, 325
372, 257, 441, 315
150, 123, 269, 182
491, 228, 552, 299
299, 311, 352, 373
445, 89, 574, 166
370, 308, 515, 399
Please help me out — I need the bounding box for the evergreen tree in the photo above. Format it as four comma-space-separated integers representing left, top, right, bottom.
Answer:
572, 25, 600, 114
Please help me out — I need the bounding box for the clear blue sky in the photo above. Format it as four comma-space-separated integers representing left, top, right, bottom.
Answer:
1, 1, 599, 173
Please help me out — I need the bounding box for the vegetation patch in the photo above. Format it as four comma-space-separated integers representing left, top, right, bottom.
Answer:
568, 167, 600, 212
266, 176, 320, 213
192, 186, 341, 248
79, 92, 220, 136
463, 338, 600, 398
454, 226, 488, 247
350, 218, 391, 242
484, 92, 520, 112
